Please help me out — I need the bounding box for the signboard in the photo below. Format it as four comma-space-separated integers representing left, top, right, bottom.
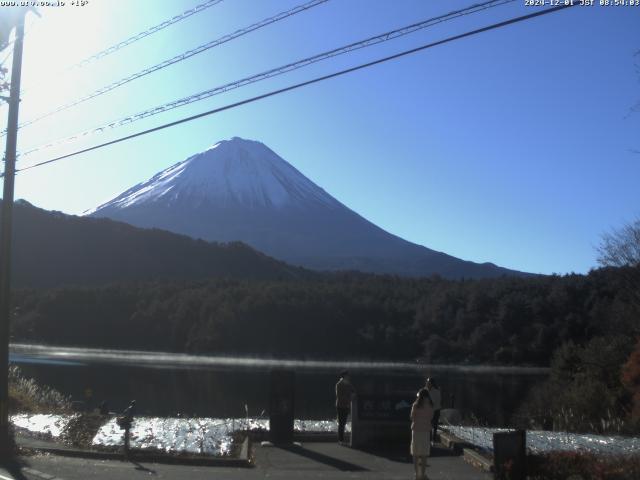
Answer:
269, 370, 295, 444
356, 394, 413, 422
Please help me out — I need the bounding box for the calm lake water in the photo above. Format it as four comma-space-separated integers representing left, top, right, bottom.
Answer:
10, 344, 548, 426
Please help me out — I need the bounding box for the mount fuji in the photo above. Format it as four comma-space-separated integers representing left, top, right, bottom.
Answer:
86, 137, 522, 278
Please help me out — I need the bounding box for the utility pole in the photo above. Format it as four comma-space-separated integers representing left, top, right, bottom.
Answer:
0, 10, 26, 456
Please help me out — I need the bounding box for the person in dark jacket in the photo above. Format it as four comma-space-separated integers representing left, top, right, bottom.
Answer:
335, 371, 355, 444
426, 378, 441, 444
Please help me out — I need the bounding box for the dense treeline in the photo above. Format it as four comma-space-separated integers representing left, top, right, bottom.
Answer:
10, 266, 636, 366
10, 265, 640, 432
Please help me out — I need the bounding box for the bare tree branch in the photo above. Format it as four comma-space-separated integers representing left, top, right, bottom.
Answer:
598, 218, 640, 315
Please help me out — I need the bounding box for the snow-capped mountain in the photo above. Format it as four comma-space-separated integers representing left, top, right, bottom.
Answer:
87, 137, 340, 213
87, 137, 522, 278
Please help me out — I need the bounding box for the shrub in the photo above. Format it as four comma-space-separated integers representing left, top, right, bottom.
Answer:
621, 338, 640, 421
8, 366, 71, 413
516, 335, 636, 435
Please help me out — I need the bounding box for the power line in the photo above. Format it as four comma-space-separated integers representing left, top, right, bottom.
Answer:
68, 0, 224, 70
17, 0, 514, 160
11, 3, 576, 177
9, 0, 329, 135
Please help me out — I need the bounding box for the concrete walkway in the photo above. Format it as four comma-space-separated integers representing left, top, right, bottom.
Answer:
8, 442, 491, 480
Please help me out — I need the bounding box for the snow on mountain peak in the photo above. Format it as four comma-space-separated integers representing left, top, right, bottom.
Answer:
86, 137, 339, 214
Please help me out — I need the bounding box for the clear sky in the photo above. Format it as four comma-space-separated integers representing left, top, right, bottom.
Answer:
1, 0, 638, 275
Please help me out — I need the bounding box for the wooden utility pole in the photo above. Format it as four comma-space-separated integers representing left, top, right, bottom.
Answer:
0, 10, 26, 456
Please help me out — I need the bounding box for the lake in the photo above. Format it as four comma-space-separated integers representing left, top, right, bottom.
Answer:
10, 343, 548, 426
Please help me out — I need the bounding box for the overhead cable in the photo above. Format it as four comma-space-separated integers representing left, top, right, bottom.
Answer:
12, 3, 577, 176
17, 0, 514, 159
68, 0, 225, 70
9, 0, 329, 135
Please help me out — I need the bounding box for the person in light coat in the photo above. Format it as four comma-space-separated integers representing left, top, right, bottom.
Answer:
410, 388, 433, 480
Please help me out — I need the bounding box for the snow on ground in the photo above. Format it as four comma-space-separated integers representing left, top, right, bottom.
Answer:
11, 414, 72, 438
296, 419, 348, 432
11, 413, 350, 456
92, 417, 236, 456
91, 417, 347, 455
443, 425, 640, 456
12, 412, 637, 457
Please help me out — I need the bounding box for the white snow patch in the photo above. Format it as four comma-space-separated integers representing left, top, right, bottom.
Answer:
443, 425, 640, 456
10, 412, 347, 457
11, 413, 72, 438
92, 417, 236, 456
91, 416, 346, 455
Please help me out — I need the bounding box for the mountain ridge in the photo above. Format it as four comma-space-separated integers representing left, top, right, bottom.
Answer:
4, 199, 308, 288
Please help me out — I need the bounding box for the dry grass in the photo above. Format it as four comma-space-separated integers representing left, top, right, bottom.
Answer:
8, 365, 71, 414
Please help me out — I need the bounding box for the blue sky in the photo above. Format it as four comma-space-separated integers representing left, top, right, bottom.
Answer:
1, 0, 639, 275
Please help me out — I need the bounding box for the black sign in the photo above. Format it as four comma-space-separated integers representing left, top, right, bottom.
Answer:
269, 370, 295, 444
356, 395, 414, 422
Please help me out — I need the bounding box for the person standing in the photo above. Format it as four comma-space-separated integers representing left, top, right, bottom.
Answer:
411, 388, 434, 480
426, 378, 441, 444
335, 370, 355, 444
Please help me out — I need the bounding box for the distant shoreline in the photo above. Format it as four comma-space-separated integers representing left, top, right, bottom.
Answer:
9, 343, 549, 374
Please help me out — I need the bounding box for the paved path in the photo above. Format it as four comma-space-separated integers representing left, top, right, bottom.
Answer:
10, 443, 490, 480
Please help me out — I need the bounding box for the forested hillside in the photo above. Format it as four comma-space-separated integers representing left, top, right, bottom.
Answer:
10, 266, 635, 365
4, 200, 308, 287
